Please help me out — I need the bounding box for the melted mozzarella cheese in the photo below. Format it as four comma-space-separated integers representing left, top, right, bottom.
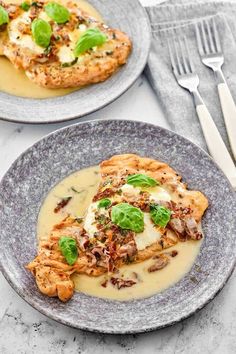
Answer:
38, 11, 51, 22
121, 184, 141, 197
149, 186, 171, 203
84, 202, 109, 238
8, 11, 44, 54
135, 213, 161, 251
83, 202, 99, 237
58, 45, 75, 63
58, 29, 85, 63
84, 183, 171, 247
121, 183, 171, 203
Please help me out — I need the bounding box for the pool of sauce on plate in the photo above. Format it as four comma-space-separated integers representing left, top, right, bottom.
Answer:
0, 0, 102, 98
37, 166, 202, 301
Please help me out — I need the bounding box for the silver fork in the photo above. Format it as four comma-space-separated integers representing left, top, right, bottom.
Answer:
195, 18, 236, 160
168, 36, 236, 189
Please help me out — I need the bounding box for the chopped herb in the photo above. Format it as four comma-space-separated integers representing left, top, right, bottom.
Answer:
44, 45, 52, 55
75, 217, 83, 224
98, 198, 111, 209
71, 186, 84, 194
103, 178, 112, 187
54, 196, 72, 213
96, 214, 107, 225
54, 35, 61, 41
116, 189, 122, 195
31, 1, 39, 7
20, 2, 30, 11
61, 58, 78, 68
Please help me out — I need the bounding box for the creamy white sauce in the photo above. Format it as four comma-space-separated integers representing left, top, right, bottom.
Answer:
135, 213, 161, 251
37, 165, 203, 301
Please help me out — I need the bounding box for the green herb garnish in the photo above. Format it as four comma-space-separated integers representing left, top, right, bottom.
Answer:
74, 28, 107, 57
45, 2, 70, 24
0, 5, 9, 26
31, 18, 52, 48
150, 204, 171, 228
127, 174, 158, 188
111, 203, 144, 233
20, 2, 30, 11
61, 58, 78, 68
98, 198, 111, 209
59, 236, 78, 265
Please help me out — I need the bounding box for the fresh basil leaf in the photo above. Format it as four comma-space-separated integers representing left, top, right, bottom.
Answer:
150, 204, 171, 228
0, 5, 9, 26
98, 198, 111, 209
20, 2, 30, 11
45, 2, 70, 24
74, 28, 107, 57
111, 203, 144, 233
127, 174, 158, 188
59, 236, 78, 265
31, 18, 52, 48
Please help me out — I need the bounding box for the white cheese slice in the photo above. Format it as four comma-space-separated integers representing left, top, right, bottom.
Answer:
83, 202, 110, 239
8, 12, 44, 55
38, 11, 51, 22
121, 184, 141, 197
58, 29, 82, 63
149, 186, 171, 203
58, 45, 75, 63
135, 213, 162, 251
121, 183, 171, 203
83, 202, 99, 238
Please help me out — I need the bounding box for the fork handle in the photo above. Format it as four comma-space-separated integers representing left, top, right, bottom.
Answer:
217, 82, 236, 161
196, 104, 236, 189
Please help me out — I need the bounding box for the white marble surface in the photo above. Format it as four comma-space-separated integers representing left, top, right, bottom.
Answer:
0, 1, 236, 353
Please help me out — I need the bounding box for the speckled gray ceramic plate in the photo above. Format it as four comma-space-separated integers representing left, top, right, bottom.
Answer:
0, 0, 150, 124
0, 120, 236, 334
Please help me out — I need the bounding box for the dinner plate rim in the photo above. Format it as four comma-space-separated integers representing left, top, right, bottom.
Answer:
0, 119, 235, 334
0, 0, 151, 125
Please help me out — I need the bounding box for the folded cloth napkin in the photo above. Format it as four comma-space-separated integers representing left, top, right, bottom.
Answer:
145, 0, 236, 153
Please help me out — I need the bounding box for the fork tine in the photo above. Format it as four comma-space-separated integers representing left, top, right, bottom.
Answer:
178, 37, 189, 74
212, 18, 222, 52
184, 36, 195, 72
205, 20, 215, 53
195, 22, 205, 56
173, 40, 184, 75
200, 21, 210, 54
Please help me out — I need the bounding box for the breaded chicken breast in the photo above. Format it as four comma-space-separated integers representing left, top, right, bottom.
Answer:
1, 0, 132, 88
27, 154, 208, 302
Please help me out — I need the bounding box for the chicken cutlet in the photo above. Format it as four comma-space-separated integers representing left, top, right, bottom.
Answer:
27, 154, 208, 302
0, 0, 132, 88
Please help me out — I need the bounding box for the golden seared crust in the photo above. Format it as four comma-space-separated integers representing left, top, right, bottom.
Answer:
2, 1, 132, 88
100, 154, 209, 221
